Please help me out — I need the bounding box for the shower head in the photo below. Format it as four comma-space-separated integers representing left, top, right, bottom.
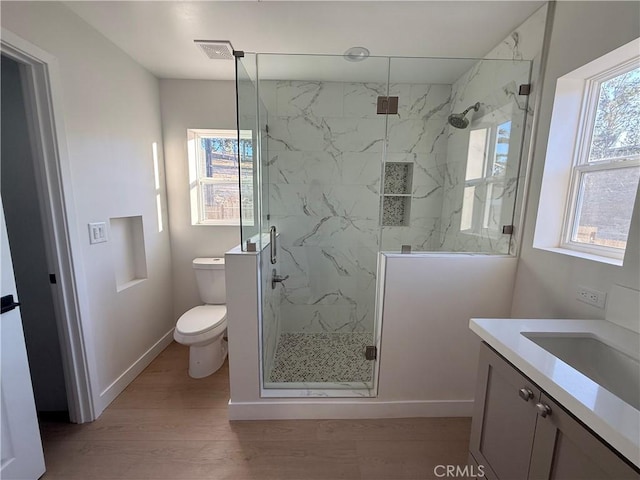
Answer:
448, 102, 480, 129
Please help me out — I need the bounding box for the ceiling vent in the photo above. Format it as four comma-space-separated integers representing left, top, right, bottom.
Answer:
194, 40, 235, 60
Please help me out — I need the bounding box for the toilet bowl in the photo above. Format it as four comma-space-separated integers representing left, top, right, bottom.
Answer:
174, 258, 228, 378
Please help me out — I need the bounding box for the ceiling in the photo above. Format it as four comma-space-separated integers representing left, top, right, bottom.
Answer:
65, 1, 545, 82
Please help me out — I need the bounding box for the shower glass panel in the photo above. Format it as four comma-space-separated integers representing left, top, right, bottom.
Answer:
257, 54, 391, 393
236, 54, 261, 250
380, 57, 531, 253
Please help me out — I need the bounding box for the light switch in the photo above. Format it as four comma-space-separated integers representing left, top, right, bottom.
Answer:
88, 222, 107, 244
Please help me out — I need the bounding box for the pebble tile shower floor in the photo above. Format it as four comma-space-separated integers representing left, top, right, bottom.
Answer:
269, 332, 373, 383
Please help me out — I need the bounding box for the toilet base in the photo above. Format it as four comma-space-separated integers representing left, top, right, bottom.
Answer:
188, 335, 228, 379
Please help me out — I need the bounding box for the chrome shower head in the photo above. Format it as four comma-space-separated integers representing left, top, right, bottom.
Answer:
448, 102, 480, 129
448, 113, 471, 129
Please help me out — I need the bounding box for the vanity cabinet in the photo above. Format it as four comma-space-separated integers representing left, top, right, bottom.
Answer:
470, 343, 639, 480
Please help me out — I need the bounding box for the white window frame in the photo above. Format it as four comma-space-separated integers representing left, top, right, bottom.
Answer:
187, 128, 253, 226
560, 59, 640, 260
533, 38, 640, 266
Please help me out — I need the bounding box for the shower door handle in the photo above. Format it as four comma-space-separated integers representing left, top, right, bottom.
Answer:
270, 226, 277, 264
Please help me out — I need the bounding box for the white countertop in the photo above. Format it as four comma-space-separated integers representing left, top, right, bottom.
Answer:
469, 318, 640, 467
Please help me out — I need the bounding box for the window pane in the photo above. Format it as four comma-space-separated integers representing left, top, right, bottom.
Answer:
201, 183, 241, 222
200, 137, 239, 181
482, 183, 494, 229
572, 166, 640, 249
465, 128, 488, 180
589, 67, 640, 162
238, 138, 254, 179
240, 183, 255, 224
460, 186, 475, 231
492, 121, 511, 177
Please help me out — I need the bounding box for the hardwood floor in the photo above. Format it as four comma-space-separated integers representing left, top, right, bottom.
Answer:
40, 342, 471, 480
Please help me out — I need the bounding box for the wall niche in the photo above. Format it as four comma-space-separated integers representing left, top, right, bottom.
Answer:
382, 162, 413, 226
110, 215, 147, 291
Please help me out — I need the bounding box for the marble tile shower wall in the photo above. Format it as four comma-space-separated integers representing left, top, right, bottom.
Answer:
380, 83, 452, 250
439, 5, 548, 254
263, 80, 451, 333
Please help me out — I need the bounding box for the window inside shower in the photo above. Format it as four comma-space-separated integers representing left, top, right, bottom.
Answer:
236, 53, 532, 396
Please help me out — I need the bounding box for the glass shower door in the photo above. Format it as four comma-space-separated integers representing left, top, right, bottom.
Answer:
257, 54, 391, 394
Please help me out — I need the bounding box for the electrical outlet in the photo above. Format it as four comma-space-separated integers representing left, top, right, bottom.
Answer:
576, 286, 606, 309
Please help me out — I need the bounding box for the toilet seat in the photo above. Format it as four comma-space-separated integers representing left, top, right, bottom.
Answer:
176, 305, 226, 336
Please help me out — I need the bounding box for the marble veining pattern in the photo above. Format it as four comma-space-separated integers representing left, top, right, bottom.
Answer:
269, 332, 374, 383
267, 78, 453, 263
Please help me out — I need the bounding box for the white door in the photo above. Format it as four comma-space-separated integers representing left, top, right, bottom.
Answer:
1, 199, 46, 480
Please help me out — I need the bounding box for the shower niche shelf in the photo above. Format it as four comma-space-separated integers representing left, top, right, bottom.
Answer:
382, 162, 413, 226
382, 196, 411, 226
383, 162, 413, 195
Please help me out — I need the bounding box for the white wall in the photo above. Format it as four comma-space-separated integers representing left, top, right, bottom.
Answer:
377, 254, 517, 405
159, 79, 240, 318
511, 2, 640, 321
1, 56, 67, 411
1, 1, 174, 415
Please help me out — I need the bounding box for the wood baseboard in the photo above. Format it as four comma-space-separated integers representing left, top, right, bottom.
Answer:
96, 328, 174, 415
228, 399, 474, 420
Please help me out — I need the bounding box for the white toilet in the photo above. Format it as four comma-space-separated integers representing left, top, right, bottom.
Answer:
174, 257, 228, 378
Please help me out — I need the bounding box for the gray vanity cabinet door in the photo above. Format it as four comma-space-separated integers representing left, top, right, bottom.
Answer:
529, 393, 640, 480
470, 343, 542, 480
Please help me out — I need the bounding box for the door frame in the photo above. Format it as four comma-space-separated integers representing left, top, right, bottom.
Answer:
1, 28, 96, 423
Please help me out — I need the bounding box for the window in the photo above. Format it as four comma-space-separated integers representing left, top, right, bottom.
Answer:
562, 65, 640, 258
535, 39, 640, 264
187, 129, 254, 226
461, 110, 513, 236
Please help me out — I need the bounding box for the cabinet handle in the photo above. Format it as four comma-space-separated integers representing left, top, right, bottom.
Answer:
519, 388, 534, 401
536, 403, 552, 417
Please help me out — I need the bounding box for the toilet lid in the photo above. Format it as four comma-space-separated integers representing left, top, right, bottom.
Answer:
176, 305, 226, 336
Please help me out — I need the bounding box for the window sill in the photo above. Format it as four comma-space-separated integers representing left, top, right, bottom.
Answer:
460, 230, 504, 241
192, 222, 242, 227
534, 246, 623, 266
116, 278, 146, 293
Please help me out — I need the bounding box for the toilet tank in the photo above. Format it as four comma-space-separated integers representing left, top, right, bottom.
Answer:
193, 258, 226, 304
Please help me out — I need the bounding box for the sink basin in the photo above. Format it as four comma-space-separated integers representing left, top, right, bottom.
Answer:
522, 333, 640, 410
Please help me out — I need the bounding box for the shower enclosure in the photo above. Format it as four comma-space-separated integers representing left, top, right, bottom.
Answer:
236, 53, 531, 396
